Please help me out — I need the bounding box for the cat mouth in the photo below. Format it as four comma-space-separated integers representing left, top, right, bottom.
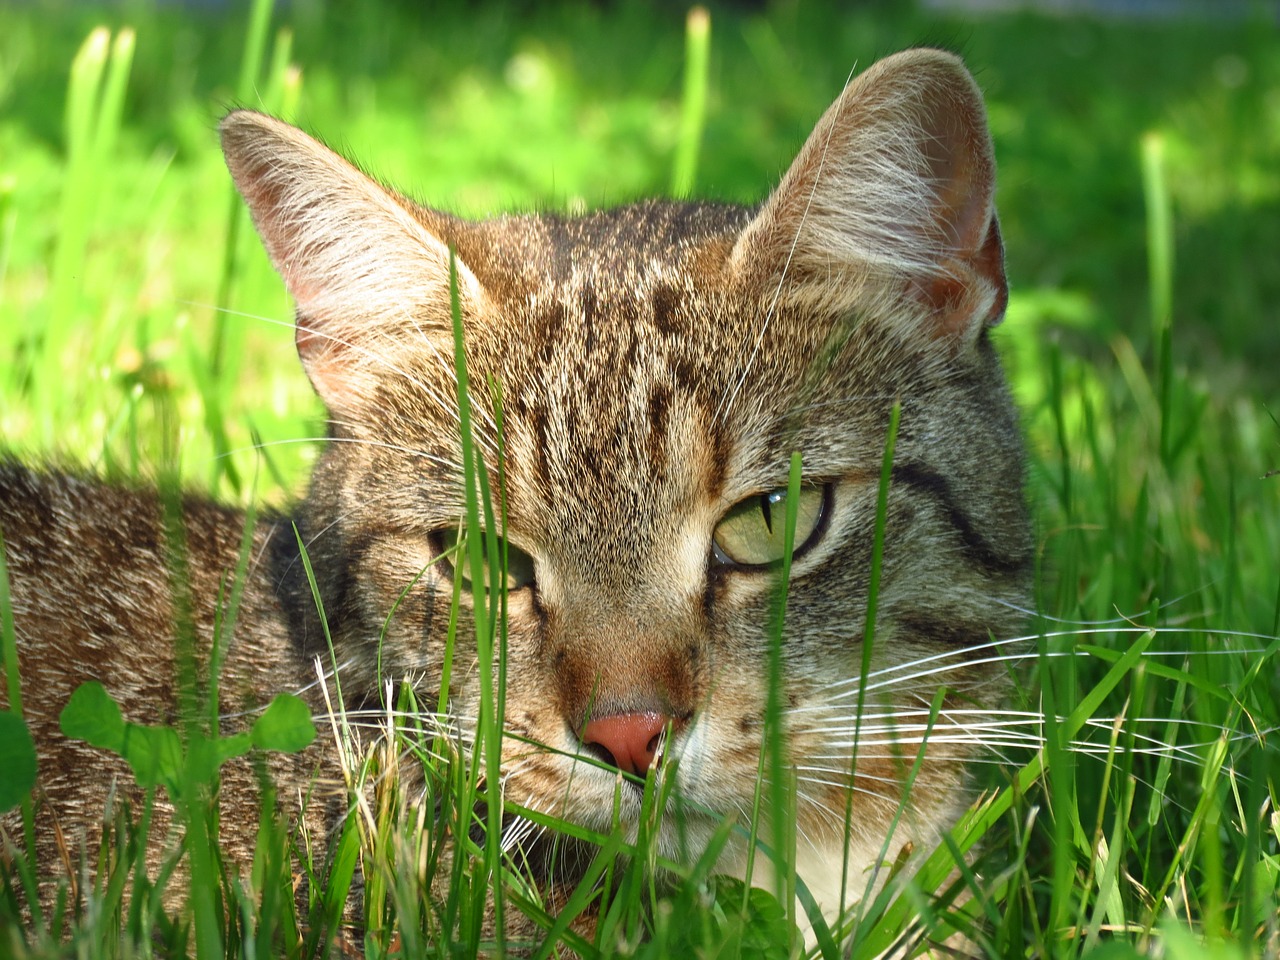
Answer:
492, 765, 730, 875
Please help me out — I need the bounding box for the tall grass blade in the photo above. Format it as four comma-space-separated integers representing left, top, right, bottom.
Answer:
764, 451, 802, 920
671, 7, 710, 198
208, 0, 283, 493
1141, 131, 1174, 469
446, 246, 507, 953
151, 388, 226, 960
0, 531, 25, 741
843, 400, 899, 930
94, 30, 134, 162
0, 527, 44, 930
43, 27, 135, 435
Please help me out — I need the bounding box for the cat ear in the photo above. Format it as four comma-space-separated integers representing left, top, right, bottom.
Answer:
729, 48, 1007, 343
220, 110, 485, 412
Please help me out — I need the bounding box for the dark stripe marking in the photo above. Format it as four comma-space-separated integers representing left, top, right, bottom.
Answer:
890, 463, 1030, 577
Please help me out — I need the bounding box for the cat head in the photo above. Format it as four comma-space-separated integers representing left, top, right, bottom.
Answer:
222, 48, 1031, 905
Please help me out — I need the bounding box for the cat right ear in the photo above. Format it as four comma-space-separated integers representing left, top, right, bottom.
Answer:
220, 111, 486, 413
729, 49, 1007, 348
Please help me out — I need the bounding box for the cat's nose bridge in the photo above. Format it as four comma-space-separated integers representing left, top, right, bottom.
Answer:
547, 604, 706, 739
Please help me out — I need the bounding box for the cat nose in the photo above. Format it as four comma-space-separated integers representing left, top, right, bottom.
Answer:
580, 711, 672, 776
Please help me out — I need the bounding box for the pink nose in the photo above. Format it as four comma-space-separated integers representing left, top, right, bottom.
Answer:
581, 711, 670, 776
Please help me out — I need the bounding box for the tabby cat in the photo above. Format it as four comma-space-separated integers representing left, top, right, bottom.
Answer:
0, 48, 1031, 946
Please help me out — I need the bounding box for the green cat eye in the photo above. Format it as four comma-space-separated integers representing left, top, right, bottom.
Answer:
438, 527, 537, 592
712, 484, 829, 568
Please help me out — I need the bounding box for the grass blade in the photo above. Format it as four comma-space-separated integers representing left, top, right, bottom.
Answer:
671, 7, 711, 198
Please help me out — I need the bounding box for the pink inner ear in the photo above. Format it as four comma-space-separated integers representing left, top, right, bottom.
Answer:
914, 99, 1007, 336
916, 93, 994, 256
934, 164, 990, 255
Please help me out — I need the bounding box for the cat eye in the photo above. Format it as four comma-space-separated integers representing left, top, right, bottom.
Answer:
438, 527, 537, 592
712, 484, 830, 569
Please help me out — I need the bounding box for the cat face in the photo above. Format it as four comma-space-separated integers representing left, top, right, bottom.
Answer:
222, 48, 1031, 911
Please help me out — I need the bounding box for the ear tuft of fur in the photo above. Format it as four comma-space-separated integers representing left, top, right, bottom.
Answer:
729, 49, 1007, 344
220, 111, 485, 412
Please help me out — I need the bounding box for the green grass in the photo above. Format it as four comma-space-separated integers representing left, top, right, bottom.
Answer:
1, 0, 1279, 956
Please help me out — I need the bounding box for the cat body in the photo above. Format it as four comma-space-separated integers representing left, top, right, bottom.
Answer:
0, 464, 337, 901
1, 48, 1031, 943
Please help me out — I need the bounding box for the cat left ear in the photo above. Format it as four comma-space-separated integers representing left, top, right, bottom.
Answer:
729, 49, 1007, 344
220, 111, 486, 413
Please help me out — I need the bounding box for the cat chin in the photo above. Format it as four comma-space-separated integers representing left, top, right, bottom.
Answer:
536, 758, 965, 943
519, 760, 906, 886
